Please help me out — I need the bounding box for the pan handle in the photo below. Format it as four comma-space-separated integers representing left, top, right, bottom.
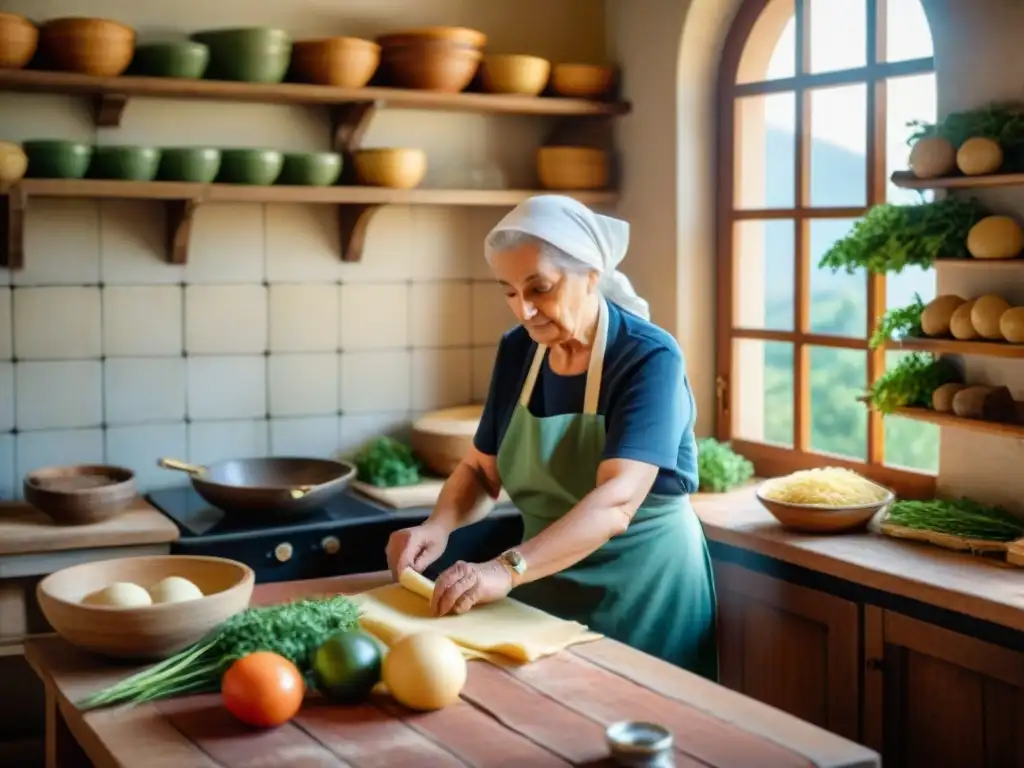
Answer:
158, 457, 207, 477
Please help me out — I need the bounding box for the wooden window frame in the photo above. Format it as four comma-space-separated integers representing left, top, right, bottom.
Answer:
714, 0, 938, 498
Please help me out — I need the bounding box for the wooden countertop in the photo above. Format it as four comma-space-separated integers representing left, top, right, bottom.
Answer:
0, 498, 179, 556
690, 487, 1024, 633
24, 571, 877, 768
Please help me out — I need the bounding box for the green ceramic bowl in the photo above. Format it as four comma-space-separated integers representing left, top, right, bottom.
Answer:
130, 41, 210, 79
88, 146, 162, 182
277, 152, 343, 186
217, 149, 283, 185
190, 27, 292, 83
22, 140, 92, 179
157, 148, 221, 183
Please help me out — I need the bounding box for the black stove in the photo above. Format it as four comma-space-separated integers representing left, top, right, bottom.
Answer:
146, 486, 523, 584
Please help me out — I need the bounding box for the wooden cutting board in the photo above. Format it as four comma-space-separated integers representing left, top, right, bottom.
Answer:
351, 479, 510, 509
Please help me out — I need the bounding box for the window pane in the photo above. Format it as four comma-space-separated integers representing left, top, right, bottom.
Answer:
735, 93, 796, 209
887, 73, 937, 204
808, 0, 866, 74
809, 85, 867, 206
883, 350, 940, 472
886, 266, 936, 312
733, 339, 794, 447
809, 346, 868, 459
737, 0, 795, 84
734, 220, 795, 330
809, 218, 868, 337
885, 0, 934, 63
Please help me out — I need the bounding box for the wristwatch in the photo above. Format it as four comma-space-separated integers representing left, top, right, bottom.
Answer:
497, 549, 527, 585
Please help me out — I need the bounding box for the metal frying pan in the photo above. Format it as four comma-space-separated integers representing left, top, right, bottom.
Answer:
158, 456, 357, 516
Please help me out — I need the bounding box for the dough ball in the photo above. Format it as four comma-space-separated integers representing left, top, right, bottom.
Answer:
83, 582, 153, 608
148, 576, 205, 604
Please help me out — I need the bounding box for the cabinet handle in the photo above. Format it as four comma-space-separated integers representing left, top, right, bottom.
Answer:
865, 657, 884, 671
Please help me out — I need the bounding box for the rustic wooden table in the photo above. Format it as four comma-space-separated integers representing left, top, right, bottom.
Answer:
24, 572, 879, 768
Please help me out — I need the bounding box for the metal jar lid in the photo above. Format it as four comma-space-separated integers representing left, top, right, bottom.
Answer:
605, 720, 674, 766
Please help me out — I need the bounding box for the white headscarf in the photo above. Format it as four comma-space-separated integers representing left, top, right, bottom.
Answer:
484, 195, 650, 320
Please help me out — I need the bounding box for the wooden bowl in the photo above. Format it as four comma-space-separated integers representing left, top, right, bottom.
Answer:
0, 12, 38, 70
39, 17, 136, 77
291, 37, 380, 88
755, 483, 894, 534
37, 555, 255, 660
380, 39, 481, 92
24, 464, 137, 525
481, 54, 551, 96
354, 147, 427, 188
551, 63, 614, 99
411, 405, 484, 477
537, 146, 609, 190
377, 26, 487, 50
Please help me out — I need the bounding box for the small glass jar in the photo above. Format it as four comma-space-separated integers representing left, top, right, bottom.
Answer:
605, 721, 675, 767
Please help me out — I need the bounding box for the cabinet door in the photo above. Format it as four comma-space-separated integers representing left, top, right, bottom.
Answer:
864, 607, 1024, 768
713, 561, 860, 740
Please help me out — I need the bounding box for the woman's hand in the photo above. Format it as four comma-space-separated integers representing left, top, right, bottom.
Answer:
430, 559, 512, 616
386, 523, 449, 580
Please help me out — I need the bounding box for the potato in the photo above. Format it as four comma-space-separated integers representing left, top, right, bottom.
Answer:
932, 382, 966, 413
956, 137, 1003, 176
999, 306, 1024, 343
949, 300, 978, 340
966, 216, 1024, 260
908, 136, 956, 179
920, 294, 966, 336
951, 385, 1016, 423
970, 294, 1012, 339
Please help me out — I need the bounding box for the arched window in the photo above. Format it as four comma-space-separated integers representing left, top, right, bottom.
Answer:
716, 0, 938, 491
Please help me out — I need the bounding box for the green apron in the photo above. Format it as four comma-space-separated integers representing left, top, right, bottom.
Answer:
496, 298, 719, 680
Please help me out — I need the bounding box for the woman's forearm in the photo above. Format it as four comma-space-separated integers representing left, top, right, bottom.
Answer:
514, 479, 634, 583
426, 461, 498, 534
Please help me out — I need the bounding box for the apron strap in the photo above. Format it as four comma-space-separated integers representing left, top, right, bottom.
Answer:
516, 297, 610, 414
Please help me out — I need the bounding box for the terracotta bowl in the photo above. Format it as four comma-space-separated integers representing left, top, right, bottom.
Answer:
537, 146, 609, 190
411, 404, 484, 476
291, 36, 380, 88
755, 482, 894, 534
380, 38, 481, 92
377, 26, 487, 50
481, 54, 551, 96
353, 147, 427, 188
24, 464, 137, 525
0, 12, 38, 70
37, 555, 255, 660
39, 17, 136, 77
550, 63, 614, 99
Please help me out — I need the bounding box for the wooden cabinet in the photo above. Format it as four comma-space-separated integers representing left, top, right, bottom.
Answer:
712, 561, 861, 740
864, 607, 1024, 768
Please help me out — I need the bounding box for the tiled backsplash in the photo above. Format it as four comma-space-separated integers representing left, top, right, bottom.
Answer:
0, 199, 515, 497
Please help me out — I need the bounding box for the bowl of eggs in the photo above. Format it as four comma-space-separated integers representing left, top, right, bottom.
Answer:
37, 555, 255, 660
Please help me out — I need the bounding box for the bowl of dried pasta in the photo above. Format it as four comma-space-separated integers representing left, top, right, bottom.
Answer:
756, 467, 894, 534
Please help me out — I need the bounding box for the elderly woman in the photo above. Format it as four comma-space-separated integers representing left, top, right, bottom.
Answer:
386, 195, 717, 678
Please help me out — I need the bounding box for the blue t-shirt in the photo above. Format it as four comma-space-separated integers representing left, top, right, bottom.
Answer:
473, 301, 698, 495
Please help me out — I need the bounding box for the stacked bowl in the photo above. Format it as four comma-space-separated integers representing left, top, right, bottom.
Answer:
377, 26, 484, 93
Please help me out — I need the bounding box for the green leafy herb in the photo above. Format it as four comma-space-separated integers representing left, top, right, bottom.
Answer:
697, 438, 755, 493
353, 436, 420, 487
77, 595, 361, 710
889, 498, 1024, 542
909, 104, 1024, 171
819, 197, 986, 275
869, 295, 926, 349
867, 353, 961, 414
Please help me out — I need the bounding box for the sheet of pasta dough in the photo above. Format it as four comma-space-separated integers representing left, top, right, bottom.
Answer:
349, 568, 602, 664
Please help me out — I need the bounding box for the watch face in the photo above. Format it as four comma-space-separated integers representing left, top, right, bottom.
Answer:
505, 551, 525, 572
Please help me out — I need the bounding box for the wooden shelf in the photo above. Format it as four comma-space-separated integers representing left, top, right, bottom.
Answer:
0, 179, 619, 268
888, 406, 1024, 440
0, 69, 630, 128
932, 258, 1024, 269
887, 336, 1024, 359
891, 170, 1024, 190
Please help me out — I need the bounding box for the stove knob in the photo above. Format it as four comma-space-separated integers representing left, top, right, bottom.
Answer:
274, 542, 293, 563
321, 536, 340, 555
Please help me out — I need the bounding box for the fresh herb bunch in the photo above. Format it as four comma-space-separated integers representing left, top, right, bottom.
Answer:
889, 498, 1024, 542
867, 353, 960, 414
909, 104, 1024, 171
78, 595, 361, 710
353, 436, 420, 487
819, 197, 986, 275
869, 294, 926, 349
697, 438, 755, 493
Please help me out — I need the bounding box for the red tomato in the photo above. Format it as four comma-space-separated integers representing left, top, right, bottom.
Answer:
221, 652, 305, 728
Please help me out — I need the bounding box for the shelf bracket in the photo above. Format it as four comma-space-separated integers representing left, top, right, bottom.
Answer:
338, 204, 383, 262
165, 198, 202, 265
0, 186, 27, 270
94, 93, 129, 128
331, 102, 380, 184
